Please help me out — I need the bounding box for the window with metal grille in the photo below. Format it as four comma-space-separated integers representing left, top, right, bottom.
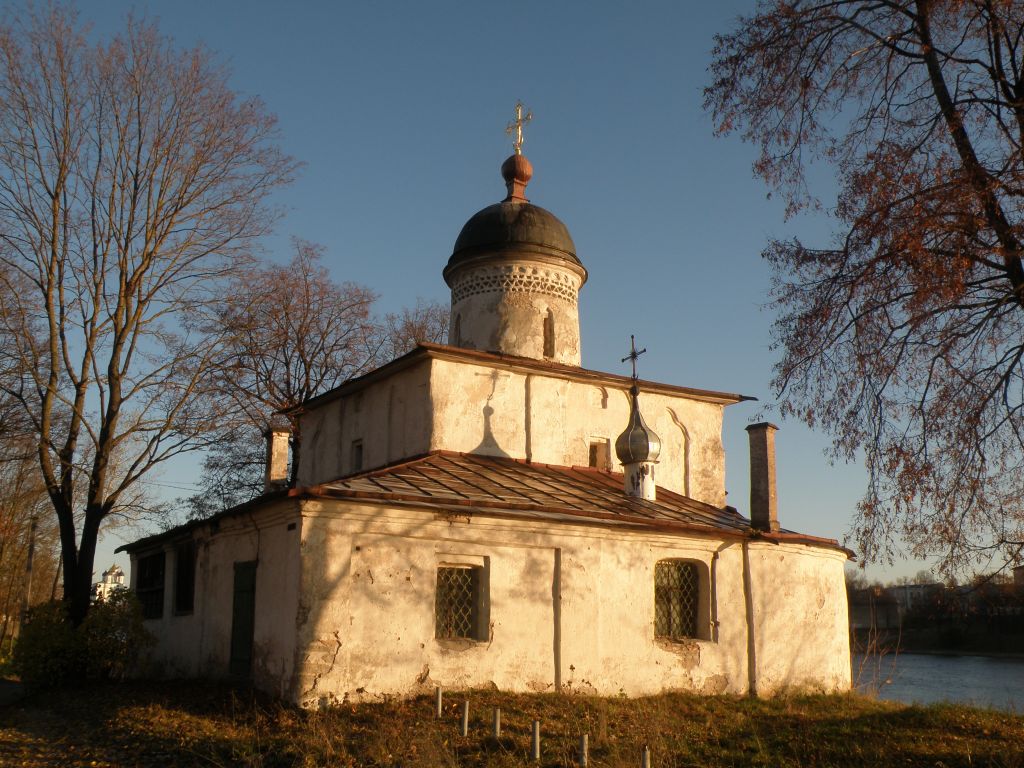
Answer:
136, 551, 166, 620
654, 560, 700, 640
435, 566, 481, 640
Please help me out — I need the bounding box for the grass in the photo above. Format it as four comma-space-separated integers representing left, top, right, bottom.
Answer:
1, 681, 1023, 767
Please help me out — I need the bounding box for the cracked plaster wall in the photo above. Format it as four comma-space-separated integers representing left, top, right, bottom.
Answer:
427, 358, 727, 506
288, 501, 850, 706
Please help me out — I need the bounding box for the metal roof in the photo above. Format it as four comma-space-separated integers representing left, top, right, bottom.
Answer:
121, 451, 850, 557
314, 451, 751, 534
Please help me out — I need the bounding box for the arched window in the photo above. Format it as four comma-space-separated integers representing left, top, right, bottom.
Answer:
452, 314, 462, 346
543, 309, 555, 358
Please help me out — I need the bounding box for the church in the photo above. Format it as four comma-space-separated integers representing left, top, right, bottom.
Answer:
121, 117, 852, 705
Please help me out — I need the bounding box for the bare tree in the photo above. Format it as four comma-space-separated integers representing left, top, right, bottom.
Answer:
706, 1, 1024, 574
186, 239, 379, 517
185, 244, 450, 518
379, 298, 450, 362
0, 7, 295, 623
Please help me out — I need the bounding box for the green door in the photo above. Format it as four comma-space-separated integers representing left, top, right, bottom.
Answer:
229, 561, 257, 678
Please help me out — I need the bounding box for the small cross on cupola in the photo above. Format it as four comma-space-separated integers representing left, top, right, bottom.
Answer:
501, 101, 534, 202
505, 100, 532, 155
615, 335, 662, 500
622, 335, 646, 380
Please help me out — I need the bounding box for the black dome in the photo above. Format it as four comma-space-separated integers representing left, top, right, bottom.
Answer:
444, 201, 581, 279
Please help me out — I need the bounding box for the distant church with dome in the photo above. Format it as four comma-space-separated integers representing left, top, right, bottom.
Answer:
122, 108, 852, 705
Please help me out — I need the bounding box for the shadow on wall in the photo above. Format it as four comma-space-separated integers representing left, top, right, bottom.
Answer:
471, 370, 511, 458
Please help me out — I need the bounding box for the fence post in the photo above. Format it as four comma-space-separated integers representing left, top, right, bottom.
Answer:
493, 707, 501, 738
579, 733, 589, 767
642, 744, 651, 768
435, 686, 442, 718
461, 700, 470, 736
531, 719, 541, 761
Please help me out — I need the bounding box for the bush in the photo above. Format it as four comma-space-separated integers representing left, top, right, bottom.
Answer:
12, 592, 155, 689
81, 590, 155, 680
12, 600, 83, 690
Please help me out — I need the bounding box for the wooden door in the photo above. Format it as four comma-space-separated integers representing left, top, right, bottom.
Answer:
229, 561, 257, 678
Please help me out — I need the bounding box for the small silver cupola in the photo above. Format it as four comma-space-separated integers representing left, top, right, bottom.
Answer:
615, 336, 661, 500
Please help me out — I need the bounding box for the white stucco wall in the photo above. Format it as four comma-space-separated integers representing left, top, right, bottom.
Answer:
132, 500, 302, 698
746, 541, 851, 694
290, 499, 850, 706
296, 361, 434, 487
297, 355, 729, 507
427, 358, 728, 506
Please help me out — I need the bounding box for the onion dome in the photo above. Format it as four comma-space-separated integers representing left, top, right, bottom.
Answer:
443, 154, 585, 286
615, 384, 662, 464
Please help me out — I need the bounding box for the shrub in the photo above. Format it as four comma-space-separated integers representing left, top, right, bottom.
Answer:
12, 600, 83, 690
80, 589, 155, 680
12, 592, 155, 689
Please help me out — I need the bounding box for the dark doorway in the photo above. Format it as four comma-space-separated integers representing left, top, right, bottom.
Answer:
229, 561, 257, 678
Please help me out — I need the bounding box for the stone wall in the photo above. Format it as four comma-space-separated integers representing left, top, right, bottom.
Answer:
132, 499, 302, 699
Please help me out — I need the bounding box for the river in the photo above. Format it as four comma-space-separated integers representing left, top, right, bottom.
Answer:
853, 653, 1024, 711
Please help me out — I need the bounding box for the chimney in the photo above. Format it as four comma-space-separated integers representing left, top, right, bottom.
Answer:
264, 426, 291, 492
746, 423, 780, 532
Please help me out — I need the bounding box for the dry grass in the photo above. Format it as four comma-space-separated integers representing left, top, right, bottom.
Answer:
1, 680, 1023, 767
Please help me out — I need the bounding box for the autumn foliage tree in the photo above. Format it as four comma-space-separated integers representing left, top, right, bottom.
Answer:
0, 7, 294, 623
706, 0, 1024, 572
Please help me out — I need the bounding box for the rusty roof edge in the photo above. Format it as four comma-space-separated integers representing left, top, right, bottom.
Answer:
117, 452, 851, 560
289, 343, 755, 414
753, 530, 856, 559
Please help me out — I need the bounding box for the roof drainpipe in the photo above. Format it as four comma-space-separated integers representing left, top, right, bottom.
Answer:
745, 422, 780, 532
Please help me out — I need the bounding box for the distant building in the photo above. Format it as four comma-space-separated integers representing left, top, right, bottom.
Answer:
92, 563, 127, 602
889, 583, 941, 615
848, 587, 901, 631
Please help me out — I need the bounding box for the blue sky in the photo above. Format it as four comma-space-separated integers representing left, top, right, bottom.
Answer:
50, 0, 928, 581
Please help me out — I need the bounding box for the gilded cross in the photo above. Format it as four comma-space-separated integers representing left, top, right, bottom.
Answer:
505, 101, 532, 155
621, 335, 647, 381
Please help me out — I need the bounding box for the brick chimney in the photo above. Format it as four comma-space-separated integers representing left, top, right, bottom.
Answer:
745, 423, 780, 532
264, 426, 291, 492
